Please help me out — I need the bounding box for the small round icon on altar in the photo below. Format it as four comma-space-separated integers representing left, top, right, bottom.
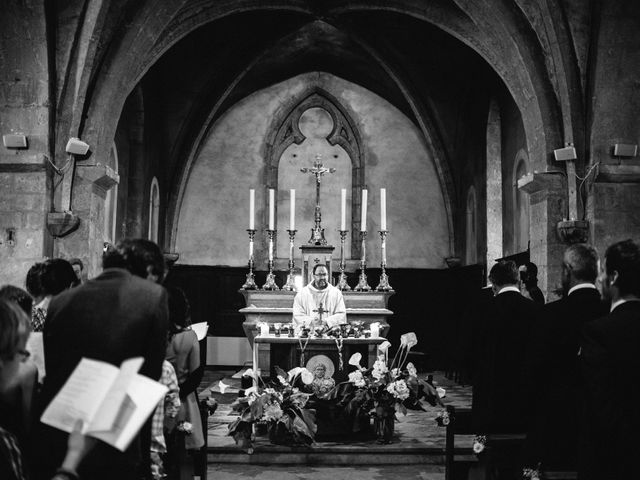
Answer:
305, 354, 336, 397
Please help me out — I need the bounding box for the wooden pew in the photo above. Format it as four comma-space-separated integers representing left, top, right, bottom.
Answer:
445, 406, 477, 480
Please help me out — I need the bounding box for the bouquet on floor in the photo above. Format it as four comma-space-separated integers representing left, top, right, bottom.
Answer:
227, 366, 317, 450
335, 332, 444, 441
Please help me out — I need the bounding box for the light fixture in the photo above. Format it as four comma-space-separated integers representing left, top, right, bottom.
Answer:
2, 134, 27, 149
65, 137, 90, 155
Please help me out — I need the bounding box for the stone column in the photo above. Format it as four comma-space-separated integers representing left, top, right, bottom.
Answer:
52, 165, 119, 279
518, 172, 567, 301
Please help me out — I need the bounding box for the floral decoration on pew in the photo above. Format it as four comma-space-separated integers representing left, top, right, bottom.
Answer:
336, 332, 445, 444
227, 366, 317, 451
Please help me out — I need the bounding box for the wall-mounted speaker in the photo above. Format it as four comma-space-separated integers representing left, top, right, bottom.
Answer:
65, 137, 90, 155
553, 146, 577, 162
2, 134, 27, 149
613, 143, 638, 157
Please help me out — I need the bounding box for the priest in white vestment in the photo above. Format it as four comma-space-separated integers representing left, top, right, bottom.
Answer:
293, 264, 347, 328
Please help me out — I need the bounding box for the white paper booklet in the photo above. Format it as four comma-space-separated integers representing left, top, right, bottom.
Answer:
41, 357, 167, 451
191, 322, 209, 341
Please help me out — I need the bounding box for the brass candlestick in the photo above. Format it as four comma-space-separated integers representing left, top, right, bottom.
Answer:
376, 230, 393, 291
337, 229, 351, 291
262, 229, 279, 290
355, 230, 371, 291
241, 229, 257, 290
282, 229, 297, 291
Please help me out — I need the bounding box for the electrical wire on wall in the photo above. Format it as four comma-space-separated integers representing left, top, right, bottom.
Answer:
575, 162, 600, 221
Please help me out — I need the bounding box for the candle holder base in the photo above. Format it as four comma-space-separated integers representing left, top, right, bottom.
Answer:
337, 272, 351, 291
241, 272, 258, 290
375, 271, 393, 292
282, 273, 296, 291
355, 272, 371, 292
262, 272, 279, 291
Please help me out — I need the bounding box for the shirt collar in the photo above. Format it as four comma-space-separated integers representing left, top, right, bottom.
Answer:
497, 286, 520, 295
610, 298, 640, 312
568, 283, 597, 296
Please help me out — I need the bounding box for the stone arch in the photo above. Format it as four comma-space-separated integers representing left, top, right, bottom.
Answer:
465, 186, 478, 265
148, 177, 160, 243
486, 99, 502, 265
513, 150, 530, 253
263, 87, 365, 256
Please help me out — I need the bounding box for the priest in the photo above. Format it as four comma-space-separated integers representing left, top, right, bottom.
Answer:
293, 264, 347, 328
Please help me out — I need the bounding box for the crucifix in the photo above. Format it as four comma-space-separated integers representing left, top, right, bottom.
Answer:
301, 154, 336, 245
313, 301, 327, 327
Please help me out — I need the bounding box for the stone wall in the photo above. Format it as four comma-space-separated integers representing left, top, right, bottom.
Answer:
176, 72, 450, 268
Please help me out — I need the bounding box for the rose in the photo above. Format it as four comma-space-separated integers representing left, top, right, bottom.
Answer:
387, 379, 410, 400
406, 362, 418, 377
178, 421, 193, 435
372, 359, 388, 380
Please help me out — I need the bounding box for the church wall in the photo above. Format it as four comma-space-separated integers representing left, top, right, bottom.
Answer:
0, 2, 51, 287
587, 1, 640, 253
499, 93, 528, 257
176, 73, 450, 269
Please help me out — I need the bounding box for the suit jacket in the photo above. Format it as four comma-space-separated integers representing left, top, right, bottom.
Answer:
525, 287, 605, 469
580, 301, 640, 480
472, 290, 540, 433
36, 268, 169, 480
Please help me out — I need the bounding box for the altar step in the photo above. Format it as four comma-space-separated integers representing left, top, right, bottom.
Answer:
208, 443, 447, 465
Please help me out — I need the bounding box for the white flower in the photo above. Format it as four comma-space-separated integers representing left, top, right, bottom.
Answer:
242, 368, 255, 378
300, 368, 314, 385
218, 380, 230, 394
400, 332, 418, 350
378, 340, 391, 353
387, 379, 410, 400
178, 421, 193, 435
277, 375, 289, 386
372, 359, 388, 380
262, 402, 283, 422
348, 370, 366, 387
473, 441, 484, 454
348, 352, 362, 369
287, 367, 303, 381
406, 362, 418, 377
391, 368, 400, 377
436, 387, 446, 398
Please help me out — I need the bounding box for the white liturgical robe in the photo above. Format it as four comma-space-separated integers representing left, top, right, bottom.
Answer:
292, 283, 347, 328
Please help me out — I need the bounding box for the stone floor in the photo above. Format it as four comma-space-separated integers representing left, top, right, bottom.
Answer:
198, 368, 473, 474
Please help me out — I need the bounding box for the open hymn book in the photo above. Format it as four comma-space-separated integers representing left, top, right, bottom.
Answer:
41, 357, 167, 452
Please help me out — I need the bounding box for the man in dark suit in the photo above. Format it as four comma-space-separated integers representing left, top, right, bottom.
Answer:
580, 239, 640, 480
525, 244, 605, 471
472, 260, 539, 434
36, 239, 169, 480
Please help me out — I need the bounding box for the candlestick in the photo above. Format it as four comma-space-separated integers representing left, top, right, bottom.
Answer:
360, 189, 368, 232
341, 189, 346, 231
249, 189, 255, 230
262, 229, 279, 290
354, 230, 371, 291
282, 229, 298, 291
241, 229, 258, 290
380, 188, 386, 231
337, 230, 351, 291
268, 189, 275, 230
290, 189, 295, 231
376, 230, 394, 291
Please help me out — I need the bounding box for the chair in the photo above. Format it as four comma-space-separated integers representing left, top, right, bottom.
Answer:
445, 405, 477, 480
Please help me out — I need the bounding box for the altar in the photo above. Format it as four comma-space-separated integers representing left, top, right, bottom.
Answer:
253, 335, 386, 381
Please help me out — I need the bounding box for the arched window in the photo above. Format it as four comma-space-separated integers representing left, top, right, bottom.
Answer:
104, 143, 119, 243
466, 186, 478, 265
148, 177, 160, 243
514, 152, 530, 252
486, 99, 502, 265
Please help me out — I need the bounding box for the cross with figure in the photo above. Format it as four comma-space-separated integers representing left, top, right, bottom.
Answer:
301, 153, 336, 245
312, 301, 328, 327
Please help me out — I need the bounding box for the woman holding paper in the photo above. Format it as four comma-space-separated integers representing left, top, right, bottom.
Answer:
0, 298, 94, 480
164, 287, 204, 480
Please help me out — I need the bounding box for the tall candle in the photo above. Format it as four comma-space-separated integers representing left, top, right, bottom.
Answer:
290, 189, 295, 230
268, 189, 275, 230
360, 189, 368, 231
341, 189, 347, 230
380, 188, 387, 231
249, 189, 255, 230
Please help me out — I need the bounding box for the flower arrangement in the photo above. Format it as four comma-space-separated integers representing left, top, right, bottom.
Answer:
227, 366, 317, 450
336, 332, 444, 443
176, 421, 193, 435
